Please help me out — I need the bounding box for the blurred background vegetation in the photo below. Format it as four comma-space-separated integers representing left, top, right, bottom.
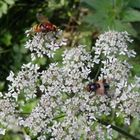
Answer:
0, 0, 140, 139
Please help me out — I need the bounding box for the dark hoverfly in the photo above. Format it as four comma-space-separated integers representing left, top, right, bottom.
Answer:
86, 79, 110, 95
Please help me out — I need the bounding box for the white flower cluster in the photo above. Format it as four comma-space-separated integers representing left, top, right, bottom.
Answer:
94, 31, 135, 79
0, 99, 19, 135
20, 46, 97, 139
0, 30, 140, 139
94, 31, 135, 57
93, 31, 140, 122
25, 30, 67, 60
6, 63, 40, 101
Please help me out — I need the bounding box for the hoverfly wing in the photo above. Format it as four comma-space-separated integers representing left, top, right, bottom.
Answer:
36, 13, 49, 23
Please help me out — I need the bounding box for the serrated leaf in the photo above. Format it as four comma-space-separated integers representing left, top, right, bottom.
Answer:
123, 9, 140, 22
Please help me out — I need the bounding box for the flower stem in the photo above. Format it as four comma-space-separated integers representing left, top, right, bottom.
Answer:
97, 118, 140, 140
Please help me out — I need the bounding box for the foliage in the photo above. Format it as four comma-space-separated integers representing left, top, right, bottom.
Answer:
80, 0, 140, 36
0, 0, 140, 139
0, 0, 15, 18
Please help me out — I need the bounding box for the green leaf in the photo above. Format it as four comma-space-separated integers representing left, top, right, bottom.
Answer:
0, 1, 8, 15
112, 20, 137, 36
34, 57, 47, 65
129, 0, 140, 8
80, 0, 96, 10
1, 32, 12, 46
53, 47, 65, 63
81, 0, 113, 11
132, 63, 140, 75
123, 9, 140, 22
4, 0, 15, 5
82, 13, 95, 25
22, 100, 38, 113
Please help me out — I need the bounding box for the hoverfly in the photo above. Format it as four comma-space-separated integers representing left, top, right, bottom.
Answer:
86, 79, 110, 95
30, 13, 57, 34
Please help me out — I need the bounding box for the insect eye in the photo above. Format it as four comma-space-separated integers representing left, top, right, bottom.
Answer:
87, 83, 100, 91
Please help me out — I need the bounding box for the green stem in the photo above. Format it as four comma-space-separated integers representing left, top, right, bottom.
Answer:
18, 113, 139, 139
97, 118, 140, 140
53, 114, 65, 120
94, 62, 103, 81
53, 114, 140, 140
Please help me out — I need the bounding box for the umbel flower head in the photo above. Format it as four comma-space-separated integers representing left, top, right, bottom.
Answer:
0, 30, 140, 140
25, 30, 67, 60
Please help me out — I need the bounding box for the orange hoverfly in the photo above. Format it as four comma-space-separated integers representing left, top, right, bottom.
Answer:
86, 79, 110, 95
31, 13, 57, 34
